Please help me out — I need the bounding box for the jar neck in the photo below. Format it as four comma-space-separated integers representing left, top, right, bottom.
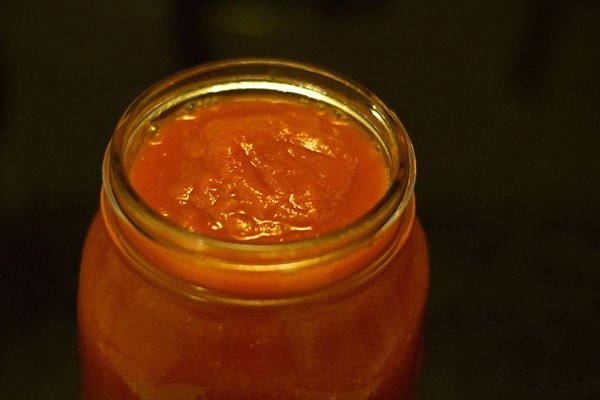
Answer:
100, 59, 416, 304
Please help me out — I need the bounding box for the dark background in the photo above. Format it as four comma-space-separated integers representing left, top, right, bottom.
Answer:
1, 0, 598, 398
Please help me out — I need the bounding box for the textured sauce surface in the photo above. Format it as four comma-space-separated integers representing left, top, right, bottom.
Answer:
129, 98, 390, 242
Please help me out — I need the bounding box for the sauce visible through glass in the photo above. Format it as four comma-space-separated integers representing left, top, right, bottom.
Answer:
80, 64, 428, 400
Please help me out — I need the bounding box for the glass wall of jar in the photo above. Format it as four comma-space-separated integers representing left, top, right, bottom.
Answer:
78, 59, 429, 400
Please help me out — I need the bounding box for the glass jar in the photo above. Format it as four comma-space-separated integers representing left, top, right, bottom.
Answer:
78, 59, 429, 400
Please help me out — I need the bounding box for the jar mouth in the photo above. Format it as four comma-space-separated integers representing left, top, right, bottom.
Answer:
103, 58, 416, 264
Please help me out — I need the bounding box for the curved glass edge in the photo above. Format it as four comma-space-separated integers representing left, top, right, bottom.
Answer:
102, 58, 416, 269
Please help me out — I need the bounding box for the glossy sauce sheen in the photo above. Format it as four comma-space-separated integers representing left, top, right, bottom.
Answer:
129, 98, 389, 242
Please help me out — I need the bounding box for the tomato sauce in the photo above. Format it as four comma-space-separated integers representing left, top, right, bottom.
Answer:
78, 61, 428, 400
129, 98, 389, 243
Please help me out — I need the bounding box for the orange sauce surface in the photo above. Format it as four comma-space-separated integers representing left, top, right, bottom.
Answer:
129, 98, 389, 242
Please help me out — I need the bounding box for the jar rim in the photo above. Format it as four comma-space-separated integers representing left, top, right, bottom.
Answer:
103, 58, 416, 267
